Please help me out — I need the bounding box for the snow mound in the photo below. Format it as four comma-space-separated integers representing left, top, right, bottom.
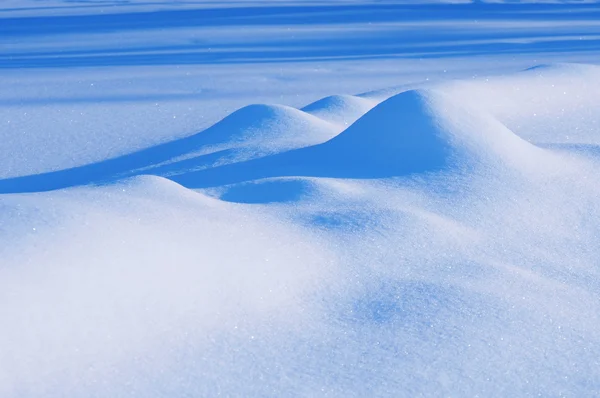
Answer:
301, 94, 377, 127
0, 174, 333, 397
174, 89, 546, 189
0, 104, 337, 194
140, 103, 338, 174
0, 84, 561, 195
186, 103, 336, 154
311, 89, 454, 176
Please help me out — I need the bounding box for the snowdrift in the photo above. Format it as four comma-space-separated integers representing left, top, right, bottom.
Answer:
0, 103, 336, 193
3, 63, 600, 397
0, 86, 554, 194
173, 89, 546, 189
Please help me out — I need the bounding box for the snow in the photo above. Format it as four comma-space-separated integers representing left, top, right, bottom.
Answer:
2, 1, 600, 397
302, 94, 377, 127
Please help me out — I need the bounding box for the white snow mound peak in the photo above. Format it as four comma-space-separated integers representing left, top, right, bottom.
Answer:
173, 89, 547, 188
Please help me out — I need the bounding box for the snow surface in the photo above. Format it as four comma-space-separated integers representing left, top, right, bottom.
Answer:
2, 1, 600, 397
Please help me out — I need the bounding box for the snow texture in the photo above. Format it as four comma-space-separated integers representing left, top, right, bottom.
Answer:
2, 1, 600, 397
